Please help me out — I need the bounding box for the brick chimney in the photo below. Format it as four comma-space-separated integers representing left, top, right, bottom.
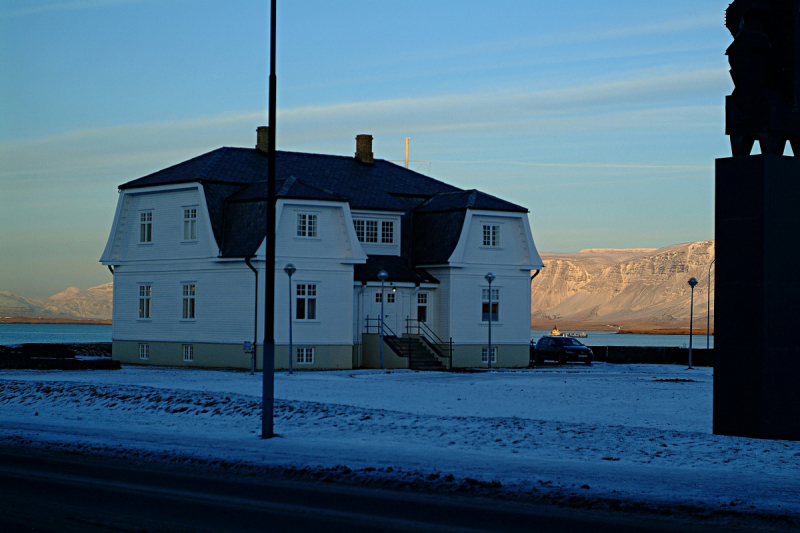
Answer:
355, 134, 374, 164
256, 126, 271, 152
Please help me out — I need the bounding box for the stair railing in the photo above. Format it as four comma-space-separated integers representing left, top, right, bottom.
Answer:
405, 318, 452, 369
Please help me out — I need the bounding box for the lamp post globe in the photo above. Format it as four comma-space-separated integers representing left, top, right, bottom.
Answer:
485, 272, 496, 370
284, 264, 296, 374
688, 277, 698, 369
377, 270, 389, 370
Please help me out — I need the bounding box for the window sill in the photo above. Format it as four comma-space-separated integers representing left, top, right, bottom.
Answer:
138, 242, 153, 246
479, 245, 503, 250
293, 319, 320, 324
137, 319, 152, 322
181, 240, 198, 245
180, 319, 197, 323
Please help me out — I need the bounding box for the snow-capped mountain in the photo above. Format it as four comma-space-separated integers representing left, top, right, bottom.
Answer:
531, 240, 715, 331
0, 283, 112, 320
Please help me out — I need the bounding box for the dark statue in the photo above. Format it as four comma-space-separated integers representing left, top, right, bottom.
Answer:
725, 0, 800, 156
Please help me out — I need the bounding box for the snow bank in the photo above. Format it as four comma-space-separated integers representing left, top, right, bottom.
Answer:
1, 364, 798, 526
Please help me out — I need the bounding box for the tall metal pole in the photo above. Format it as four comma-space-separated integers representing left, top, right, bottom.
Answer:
485, 272, 495, 370
707, 259, 715, 349
262, 0, 277, 439
688, 277, 698, 369
285, 264, 295, 375
378, 270, 388, 370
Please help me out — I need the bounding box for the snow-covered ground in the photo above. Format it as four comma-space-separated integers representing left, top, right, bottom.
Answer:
2, 363, 799, 527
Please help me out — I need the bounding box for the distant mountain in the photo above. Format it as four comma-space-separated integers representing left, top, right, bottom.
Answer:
0, 283, 112, 320
531, 241, 715, 331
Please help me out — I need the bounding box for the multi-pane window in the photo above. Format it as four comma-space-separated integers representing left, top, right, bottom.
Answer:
386, 292, 396, 303
481, 347, 498, 363
296, 213, 318, 237
353, 219, 393, 244
182, 284, 196, 319
183, 208, 197, 240
140, 211, 153, 243
296, 347, 314, 364
296, 284, 317, 320
353, 220, 365, 241
365, 220, 378, 242
381, 221, 394, 243
139, 343, 149, 360
482, 224, 500, 247
417, 293, 428, 323
183, 344, 194, 362
481, 288, 499, 322
138, 285, 151, 319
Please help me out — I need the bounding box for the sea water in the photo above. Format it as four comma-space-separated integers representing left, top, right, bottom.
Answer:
0, 323, 112, 345
0, 323, 713, 348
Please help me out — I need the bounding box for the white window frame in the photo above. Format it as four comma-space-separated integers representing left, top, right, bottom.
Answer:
417, 292, 428, 322
138, 284, 152, 319
481, 346, 498, 363
481, 288, 499, 323
139, 210, 153, 244
386, 292, 396, 304
482, 224, 500, 247
139, 343, 149, 360
182, 283, 196, 320
353, 219, 394, 244
296, 213, 318, 238
296, 347, 314, 365
183, 207, 197, 241
295, 283, 317, 321
183, 344, 194, 362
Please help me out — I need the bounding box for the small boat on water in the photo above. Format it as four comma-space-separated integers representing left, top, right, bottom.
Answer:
548, 326, 588, 338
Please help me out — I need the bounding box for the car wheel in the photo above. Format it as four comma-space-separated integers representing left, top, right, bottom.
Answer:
585, 357, 592, 365
558, 352, 567, 365
536, 356, 544, 365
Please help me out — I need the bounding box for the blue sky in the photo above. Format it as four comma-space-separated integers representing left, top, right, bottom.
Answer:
1, 1, 731, 298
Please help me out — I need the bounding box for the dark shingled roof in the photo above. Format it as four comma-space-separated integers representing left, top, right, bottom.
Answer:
416, 189, 527, 213
354, 256, 439, 284
119, 146, 528, 260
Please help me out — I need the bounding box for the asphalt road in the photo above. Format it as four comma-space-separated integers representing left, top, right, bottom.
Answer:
0, 447, 729, 533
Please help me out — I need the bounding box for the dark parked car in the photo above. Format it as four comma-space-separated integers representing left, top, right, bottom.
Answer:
531, 336, 593, 365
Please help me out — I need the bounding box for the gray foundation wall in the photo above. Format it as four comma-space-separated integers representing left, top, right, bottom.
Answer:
113, 341, 352, 370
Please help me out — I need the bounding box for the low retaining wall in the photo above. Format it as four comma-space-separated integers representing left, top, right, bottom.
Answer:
592, 346, 713, 367
0, 343, 118, 370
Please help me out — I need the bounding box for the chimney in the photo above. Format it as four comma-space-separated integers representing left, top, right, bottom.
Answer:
256, 126, 271, 152
355, 134, 374, 164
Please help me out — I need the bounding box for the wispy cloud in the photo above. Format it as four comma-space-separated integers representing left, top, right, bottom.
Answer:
0, 0, 147, 19
0, 66, 727, 187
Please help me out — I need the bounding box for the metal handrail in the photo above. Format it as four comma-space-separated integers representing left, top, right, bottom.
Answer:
405, 318, 446, 346
405, 318, 451, 366
364, 317, 397, 337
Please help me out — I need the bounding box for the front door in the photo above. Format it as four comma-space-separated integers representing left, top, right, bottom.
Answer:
372, 288, 401, 337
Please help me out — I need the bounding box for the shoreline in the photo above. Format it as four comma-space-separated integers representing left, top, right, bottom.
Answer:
0, 317, 111, 325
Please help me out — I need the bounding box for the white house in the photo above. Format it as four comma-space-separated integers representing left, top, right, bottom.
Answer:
100, 130, 543, 370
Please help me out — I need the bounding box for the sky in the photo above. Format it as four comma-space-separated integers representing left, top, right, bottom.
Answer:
1, 0, 733, 298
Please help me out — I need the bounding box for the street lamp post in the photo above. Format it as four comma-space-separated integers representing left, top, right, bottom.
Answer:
485, 272, 496, 370
688, 277, 698, 369
707, 259, 715, 349
284, 264, 296, 374
378, 270, 388, 370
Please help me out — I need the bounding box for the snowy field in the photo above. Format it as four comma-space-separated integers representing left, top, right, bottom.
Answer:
1, 363, 799, 527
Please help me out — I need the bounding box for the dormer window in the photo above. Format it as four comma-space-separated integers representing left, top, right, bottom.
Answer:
139, 211, 153, 243
482, 224, 500, 247
297, 213, 318, 238
354, 219, 393, 244
183, 208, 197, 241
